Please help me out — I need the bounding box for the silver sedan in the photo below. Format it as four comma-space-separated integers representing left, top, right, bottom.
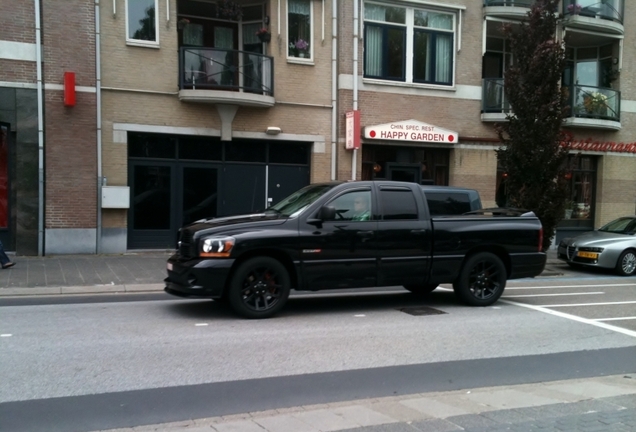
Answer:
557, 216, 636, 276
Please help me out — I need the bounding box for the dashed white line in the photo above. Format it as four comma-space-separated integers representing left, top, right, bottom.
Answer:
506, 283, 636, 290
501, 299, 636, 338
195, 323, 209, 327
595, 316, 636, 322
535, 300, 636, 308
503, 292, 604, 298
1, 334, 12, 337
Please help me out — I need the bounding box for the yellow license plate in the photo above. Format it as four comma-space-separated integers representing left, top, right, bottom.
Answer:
577, 251, 598, 259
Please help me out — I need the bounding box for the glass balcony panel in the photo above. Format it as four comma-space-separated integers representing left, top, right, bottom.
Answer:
179, 47, 274, 96
563, 0, 623, 23
483, 0, 534, 6
482, 78, 511, 114
569, 84, 620, 122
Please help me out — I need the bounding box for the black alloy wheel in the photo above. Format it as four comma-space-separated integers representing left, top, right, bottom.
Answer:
616, 249, 636, 276
403, 284, 438, 295
228, 257, 291, 319
453, 252, 507, 306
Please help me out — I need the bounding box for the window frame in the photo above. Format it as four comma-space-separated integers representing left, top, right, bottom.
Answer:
363, 1, 457, 87
126, 0, 160, 48
286, 0, 314, 63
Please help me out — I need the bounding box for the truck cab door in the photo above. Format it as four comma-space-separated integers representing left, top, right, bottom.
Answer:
298, 188, 378, 290
375, 185, 432, 287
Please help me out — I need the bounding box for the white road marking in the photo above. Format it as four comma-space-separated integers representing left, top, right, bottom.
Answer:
195, 323, 209, 327
1, 334, 12, 337
354, 314, 366, 317
501, 299, 636, 338
536, 300, 636, 308
506, 283, 636, 290
595, 316, 636, 322
503, 292, 604, 298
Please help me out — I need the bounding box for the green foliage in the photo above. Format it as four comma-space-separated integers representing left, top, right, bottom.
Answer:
495, 0, 573, 251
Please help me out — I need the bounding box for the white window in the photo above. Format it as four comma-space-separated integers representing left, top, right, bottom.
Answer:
126, 0, 159, 46
287, 0, 312, 61
364, 2, 456, 86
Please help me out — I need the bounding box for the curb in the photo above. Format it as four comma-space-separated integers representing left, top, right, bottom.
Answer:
0, 283, 165, 297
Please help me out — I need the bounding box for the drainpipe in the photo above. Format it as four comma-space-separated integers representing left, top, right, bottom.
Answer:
35, 0, 44, 256
95, 0, 103, 253
351, 0, 359, 180
331, 0, 337, 180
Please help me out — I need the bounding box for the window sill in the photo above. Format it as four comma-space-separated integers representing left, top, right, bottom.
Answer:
287, 57, 314, 66
362, 78, 456, 92
126, 40, 160, 49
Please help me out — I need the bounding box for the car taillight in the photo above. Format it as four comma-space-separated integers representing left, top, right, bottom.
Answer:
538, 227, 543, 252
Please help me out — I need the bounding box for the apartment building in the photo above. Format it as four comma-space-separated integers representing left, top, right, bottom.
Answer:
1, 0, 634, 255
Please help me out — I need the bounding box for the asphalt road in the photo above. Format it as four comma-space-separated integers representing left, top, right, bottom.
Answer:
1, 275, 635, 432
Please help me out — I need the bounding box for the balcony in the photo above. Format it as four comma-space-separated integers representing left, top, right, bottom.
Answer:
481, 78, 511, 122
562, 1, 624, 35
483, 0, 534, 20
565, 84, 621, 130
178, 47, 275, 107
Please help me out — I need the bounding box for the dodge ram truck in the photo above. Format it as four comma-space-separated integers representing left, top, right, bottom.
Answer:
165, 180, 546, 318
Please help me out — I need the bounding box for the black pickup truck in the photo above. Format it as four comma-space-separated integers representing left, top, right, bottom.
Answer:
165, 181, 546, 318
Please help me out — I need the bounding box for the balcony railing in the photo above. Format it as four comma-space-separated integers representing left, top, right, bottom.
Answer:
179, 47, 274, 96
483, 0, 534, 7
563, 0, 623, 23
568, 84, 620, 122
482, 78, 511, 115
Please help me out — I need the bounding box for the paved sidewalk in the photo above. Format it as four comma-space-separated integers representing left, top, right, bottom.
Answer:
97, 374, 636, 432
0, 250, 565, 296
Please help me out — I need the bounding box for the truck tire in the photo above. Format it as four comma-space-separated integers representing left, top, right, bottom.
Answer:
404, 284, 438, 295
453, 252, 506, 306
227, 257, 291, 319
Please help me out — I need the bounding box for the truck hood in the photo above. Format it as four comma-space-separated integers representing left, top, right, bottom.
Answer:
184, 212, 288, 236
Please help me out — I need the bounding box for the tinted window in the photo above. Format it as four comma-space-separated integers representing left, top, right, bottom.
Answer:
178, 136, 222, 161
225, 140, 266, 162
380, 189, 418, 220
325, 190, 372, 222
269, 142, 309, 164
426, 192, 471, 216
128, 133, 176, 158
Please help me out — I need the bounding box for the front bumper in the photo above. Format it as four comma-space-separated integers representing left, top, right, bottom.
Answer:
557, 244, 611, 269
164, 254, 235, 298
509, 252, 547, 279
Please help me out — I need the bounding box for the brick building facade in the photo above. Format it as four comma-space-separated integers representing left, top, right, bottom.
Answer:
1, 0, 635, 254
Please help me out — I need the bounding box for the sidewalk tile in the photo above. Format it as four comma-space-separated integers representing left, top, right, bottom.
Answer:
365, 400, 431, 422
465, 388, 563, 409
330, 405, 398, 427
253, 414, 319, 432
292, 408, 361, 431
211, 419, 266, 432
399, 397, 473, 418
543, 381, 636, 399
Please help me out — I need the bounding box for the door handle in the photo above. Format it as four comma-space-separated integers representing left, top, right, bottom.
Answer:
410, 229, 427, 235
356, 230, 374, 238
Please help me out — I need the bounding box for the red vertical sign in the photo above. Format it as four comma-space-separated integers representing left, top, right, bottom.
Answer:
64, 71, 76, 107
345, 110, 361, 150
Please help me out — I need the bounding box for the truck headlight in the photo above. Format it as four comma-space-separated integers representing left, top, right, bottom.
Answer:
200, 236, 235, 258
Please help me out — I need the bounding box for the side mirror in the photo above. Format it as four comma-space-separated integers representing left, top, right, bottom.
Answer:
307, 206, 336, 227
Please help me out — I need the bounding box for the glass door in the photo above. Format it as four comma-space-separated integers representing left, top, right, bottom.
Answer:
179, 165, 219, 226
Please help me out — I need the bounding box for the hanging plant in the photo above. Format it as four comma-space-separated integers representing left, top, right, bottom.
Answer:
216, 0, 243, 21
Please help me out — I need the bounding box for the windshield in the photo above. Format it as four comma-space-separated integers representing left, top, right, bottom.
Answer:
599, 217, 636, 234
267, 184, 336, 217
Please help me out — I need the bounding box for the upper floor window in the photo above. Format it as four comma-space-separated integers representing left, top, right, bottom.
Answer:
127, 0, 159, 45
288, 0, 312, 60
364, 2, 455, 86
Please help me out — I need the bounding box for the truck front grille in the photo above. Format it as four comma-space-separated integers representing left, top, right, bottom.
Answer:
179, 229, 195, 259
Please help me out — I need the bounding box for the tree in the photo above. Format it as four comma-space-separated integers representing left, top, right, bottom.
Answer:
495, 0, 573, 251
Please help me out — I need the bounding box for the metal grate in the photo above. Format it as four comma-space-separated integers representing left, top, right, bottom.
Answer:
398, 306, 447, 316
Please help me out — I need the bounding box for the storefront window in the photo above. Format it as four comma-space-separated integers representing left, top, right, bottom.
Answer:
565, 156, 596, 222
0, 124, 8, 228
361, 145, 449, 185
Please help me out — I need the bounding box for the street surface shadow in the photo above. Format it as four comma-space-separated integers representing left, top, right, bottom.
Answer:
164, 289, 462, 320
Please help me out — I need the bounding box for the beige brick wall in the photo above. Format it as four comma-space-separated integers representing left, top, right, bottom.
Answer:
595, 155, 636, 226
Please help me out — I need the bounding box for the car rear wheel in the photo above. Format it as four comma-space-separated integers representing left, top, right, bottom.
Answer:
453, 252, 507, 306
615, 250, 636, 276
404, 284, 438, 295
228, 257, 291, 319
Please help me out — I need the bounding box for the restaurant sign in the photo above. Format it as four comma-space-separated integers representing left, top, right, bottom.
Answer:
363, 119, 457, 144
